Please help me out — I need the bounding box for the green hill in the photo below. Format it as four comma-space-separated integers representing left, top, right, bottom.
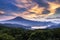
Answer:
0, 25, 60, 40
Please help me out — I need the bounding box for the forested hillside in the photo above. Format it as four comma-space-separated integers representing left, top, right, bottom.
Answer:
0, 25, 60, 40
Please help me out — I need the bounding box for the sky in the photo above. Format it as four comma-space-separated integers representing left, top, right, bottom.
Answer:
0, 0, 60, 29
0, 0, 60, 21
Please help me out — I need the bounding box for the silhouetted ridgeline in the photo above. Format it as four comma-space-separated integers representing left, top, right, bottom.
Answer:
0, 25, 60, 40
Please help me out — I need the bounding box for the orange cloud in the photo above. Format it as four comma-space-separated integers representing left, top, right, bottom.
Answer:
12, 0, 60, 21
47, 2, 60, 15
44, 1, 60, 18
28, 5, 45, 15
18, 4, 46, 19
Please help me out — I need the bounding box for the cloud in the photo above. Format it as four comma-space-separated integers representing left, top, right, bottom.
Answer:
0, 11, 5, 15
11, 0, 36, 9
31, 26, 49, 29
0, 11, 17, 21
14, 0, 60, 21
0, 0, 60, 21
0, 16, 16, 21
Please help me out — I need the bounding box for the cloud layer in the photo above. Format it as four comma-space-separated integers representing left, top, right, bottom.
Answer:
0, 0, 60, 21
12, 0, 60, 21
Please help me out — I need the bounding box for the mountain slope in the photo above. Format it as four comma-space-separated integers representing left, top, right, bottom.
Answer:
0, 17, 60, 29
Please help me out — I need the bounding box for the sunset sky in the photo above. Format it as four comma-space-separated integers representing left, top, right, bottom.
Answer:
0, 0, 60, 29
0, 0, 60, 21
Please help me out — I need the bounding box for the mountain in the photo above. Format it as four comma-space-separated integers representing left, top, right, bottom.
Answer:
48, 24, 60, 29
0, 23, 31, 29
0, 17, 60, 29
2, 17, 53, 26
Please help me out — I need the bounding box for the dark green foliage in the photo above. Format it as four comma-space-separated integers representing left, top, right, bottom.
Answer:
0, 25, 60, 40
0, 33, 15, 40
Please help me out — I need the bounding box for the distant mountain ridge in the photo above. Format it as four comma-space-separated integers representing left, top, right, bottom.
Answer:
2, 17, 53, 26
0, 17, 60, 29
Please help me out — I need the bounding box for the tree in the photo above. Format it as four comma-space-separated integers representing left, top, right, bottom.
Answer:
0, 33, 15, 40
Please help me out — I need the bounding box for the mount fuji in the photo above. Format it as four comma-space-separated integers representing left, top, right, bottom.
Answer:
0, 17, 60, 29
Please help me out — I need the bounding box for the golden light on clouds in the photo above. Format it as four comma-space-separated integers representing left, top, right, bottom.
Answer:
0, 0, 60, 21
12, 0, 60, 21
47, 2, 60, 16
28, 5, 45, 15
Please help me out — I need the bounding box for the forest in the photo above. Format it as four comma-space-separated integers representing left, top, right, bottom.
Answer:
0, 25, 60, 40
